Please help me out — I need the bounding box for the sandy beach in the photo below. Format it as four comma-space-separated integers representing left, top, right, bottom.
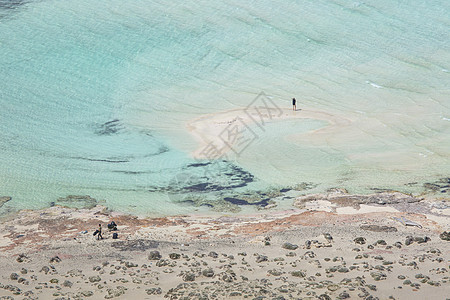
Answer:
0, 191, 448, 299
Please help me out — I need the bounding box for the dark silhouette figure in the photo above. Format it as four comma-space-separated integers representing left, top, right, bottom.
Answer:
292, 98, 297, 111
97, 224, 103, 240
107, 221, 117, 231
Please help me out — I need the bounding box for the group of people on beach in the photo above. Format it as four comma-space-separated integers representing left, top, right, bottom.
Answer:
93, 221, 117, 240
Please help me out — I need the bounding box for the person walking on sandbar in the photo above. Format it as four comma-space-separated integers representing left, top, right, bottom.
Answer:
292, 98, 297, 111
97, 224, 103, 240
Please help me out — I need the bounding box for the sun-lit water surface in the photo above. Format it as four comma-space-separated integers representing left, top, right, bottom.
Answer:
0, 0, 449, 215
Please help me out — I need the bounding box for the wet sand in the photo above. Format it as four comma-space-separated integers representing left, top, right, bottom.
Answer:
186, 106, 351, 160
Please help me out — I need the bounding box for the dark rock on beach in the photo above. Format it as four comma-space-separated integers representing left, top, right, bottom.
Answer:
323, 233, 333, 242
414, 236, 430, 244
354, 237, 366, 244
16, 254, 28, 263
62, 280, 73, 288
89, 275, 101, 283
360, 225, 397, 232
146, 287, 162, 295
405, 236, 430, 245
208, 251, 218, 258
371, 271, 387, 281
124, 261, 138, 268
182, 273, 196, 282
169, 253, 181, 259
50, 256, 61, 263
112, 239, 159, 251
202, 268, 214, 277
291, 270, 306, 277
148, 250, 162, 260
256, 255, 268, 263
282, 242, 298, 250
439, 231, 450, 241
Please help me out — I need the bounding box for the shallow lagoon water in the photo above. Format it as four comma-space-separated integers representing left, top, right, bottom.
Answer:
0, 0, 449, 215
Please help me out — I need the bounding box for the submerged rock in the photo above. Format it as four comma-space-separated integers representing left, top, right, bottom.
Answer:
0, 196, 12, 208
54, 195, 97, 209
295, 190, 420, 209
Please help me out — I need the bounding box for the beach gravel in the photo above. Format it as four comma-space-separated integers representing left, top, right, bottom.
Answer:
0, 197, 448, 299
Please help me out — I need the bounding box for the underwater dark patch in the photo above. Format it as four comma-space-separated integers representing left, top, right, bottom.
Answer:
53, 195, 97, 209
72, 156, 130, 163
223, 197, 270, 207
146, 146, 169, 157
150, 160, 255, 195
187, 162, 211, 168
70, 146, 168, 165
94, 119, 124, 136
0, 0, 27, 10
112, 170, 152, 175
423, 177, 450, 194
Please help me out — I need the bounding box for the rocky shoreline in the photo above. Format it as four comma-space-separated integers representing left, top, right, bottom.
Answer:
0, 191, 448, 299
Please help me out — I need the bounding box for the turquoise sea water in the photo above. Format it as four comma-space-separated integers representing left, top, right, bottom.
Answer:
1, 0, 449, 215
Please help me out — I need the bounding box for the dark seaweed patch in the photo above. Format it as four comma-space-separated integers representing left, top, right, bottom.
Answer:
148, 146, 169, 157
94, 119, 124, 136
70, 146, 168, 164
53, 195, 97, 209
185, 183, 210, 192
187, 162, 211, 168
223, 197, 270, 207
154, 160, 255, 195
423, 177, 450, 194
72, 156, 130, 163
0, 0, 27, 10
112, 170, 152, 175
